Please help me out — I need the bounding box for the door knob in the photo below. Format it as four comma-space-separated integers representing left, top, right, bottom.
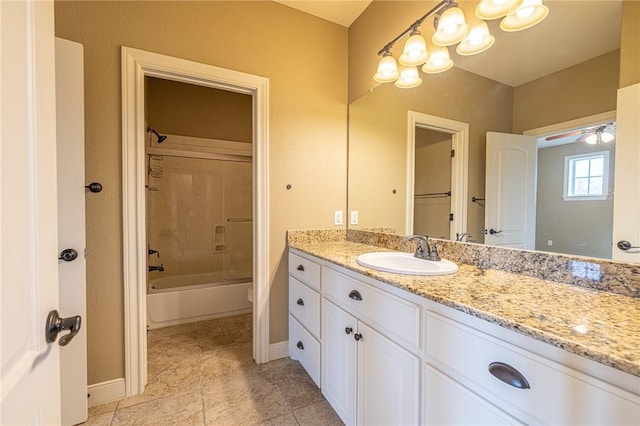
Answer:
617, 240, 640, 251
489, 228, 502, 235
46, 310, 81, 346
58, 248, 78, 262
85, 182, 103, 193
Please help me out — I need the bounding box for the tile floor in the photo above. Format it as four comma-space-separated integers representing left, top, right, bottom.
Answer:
84, 313, 343, 425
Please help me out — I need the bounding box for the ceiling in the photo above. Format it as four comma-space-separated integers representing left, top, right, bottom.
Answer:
274, 1, 623, 87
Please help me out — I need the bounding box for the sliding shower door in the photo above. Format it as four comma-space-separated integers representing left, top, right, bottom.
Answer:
147, 154, 252, 289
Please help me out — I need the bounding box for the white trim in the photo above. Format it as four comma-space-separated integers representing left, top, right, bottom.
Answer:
121, 47, 270, 398
563, 151, 610, 201
406, 111, 468, 239
87, 378, 126, 408
269, 341, 290, 361
523, 110, 616, 140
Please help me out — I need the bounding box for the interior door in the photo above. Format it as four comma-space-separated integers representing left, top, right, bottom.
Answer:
612, 83, 640, 263
56, 37, 88, 425
485, 132, 537, 249
1, 1, 62, 424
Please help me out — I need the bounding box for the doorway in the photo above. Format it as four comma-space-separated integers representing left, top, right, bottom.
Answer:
122, 47, 270, 397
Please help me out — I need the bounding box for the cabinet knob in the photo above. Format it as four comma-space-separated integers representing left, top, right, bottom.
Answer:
296, 298, 304, 306
296, 264, 305, 271
354, 333, 363, 341
345, 327, 353, 334
488, 362, 530, 389
296, 340, 304, 350
348, 290, 363, 301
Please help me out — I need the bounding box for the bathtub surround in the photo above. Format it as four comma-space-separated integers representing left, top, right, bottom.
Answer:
287, 229, 640, 376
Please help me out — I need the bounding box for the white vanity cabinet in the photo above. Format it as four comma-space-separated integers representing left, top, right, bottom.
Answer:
288, 251, 321, 386
423, 301, 640, 426
321, 267, 421, 426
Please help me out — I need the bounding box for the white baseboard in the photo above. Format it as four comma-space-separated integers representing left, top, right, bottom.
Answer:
269, 340, 289, 361
87, 378, 126, 408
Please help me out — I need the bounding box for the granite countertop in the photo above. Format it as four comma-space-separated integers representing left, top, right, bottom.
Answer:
289, 239, 640, 377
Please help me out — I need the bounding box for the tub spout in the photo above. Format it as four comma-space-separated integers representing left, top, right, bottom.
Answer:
149, 264, 164, 272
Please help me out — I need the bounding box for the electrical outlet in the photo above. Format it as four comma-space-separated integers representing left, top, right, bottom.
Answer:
334, 210, 343, 226
351, 210, 359, 225
547, 240, 553, 246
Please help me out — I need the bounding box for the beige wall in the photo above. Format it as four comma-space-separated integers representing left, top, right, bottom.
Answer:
513, 50, 620, 134
55, 1, 347, 385
620, 0, 640, 88
536, 143, 615, 258
147, 77, 253, 142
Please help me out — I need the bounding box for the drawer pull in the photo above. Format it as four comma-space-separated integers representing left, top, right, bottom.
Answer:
348, 290, 363, 301
345, 327, 353, 334
296, 264, 305, 271
488, 362, 530, 389
354, 333, 363, 341
296, 298, 304, 306
296, 340, 304, 350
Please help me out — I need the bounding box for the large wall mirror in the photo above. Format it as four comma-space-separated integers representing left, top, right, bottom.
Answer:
347, 1, 633, 260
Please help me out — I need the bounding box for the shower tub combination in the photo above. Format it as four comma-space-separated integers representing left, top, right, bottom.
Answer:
147, 272, 253, 329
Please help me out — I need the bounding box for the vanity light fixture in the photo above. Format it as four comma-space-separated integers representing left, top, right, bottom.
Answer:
374, 0, 549, 88
399, 27, 429, 66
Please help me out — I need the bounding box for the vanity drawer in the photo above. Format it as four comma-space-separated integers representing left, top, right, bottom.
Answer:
322, 267, 420, 351
425, 310, 640, 425
288, 277, 320, 338
289, 252, 321, 290
289, 315, 320, 387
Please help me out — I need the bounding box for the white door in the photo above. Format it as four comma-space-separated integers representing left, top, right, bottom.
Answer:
612, 83, 640, 263
485, 132, 537, 249
56, 38, 88, 425
357, 322, 420, 426
1, 1, 62, 424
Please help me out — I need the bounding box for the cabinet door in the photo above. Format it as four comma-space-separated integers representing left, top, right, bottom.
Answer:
357, 322, 420, 426
424, 364, 520, 426
322, 299, 357, 425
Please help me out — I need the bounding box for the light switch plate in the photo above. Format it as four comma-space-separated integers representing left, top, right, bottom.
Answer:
351, 210, 359, 225
334, 210, 343, 225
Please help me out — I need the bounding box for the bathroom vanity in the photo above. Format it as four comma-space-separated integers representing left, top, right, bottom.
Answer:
287, 231, 640, 426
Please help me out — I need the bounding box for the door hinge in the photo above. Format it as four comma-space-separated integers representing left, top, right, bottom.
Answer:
450, 149, 455, 158
449, 213, 454, 221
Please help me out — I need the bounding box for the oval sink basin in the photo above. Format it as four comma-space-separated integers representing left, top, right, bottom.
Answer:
356, 252, 458, 276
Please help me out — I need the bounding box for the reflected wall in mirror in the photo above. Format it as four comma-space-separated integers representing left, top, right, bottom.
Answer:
347, 1, 633, 260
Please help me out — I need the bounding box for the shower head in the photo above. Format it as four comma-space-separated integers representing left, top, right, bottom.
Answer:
147, 127, 167, 144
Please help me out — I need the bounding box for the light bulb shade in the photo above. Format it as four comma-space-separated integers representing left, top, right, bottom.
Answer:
585, 134, 598, 145
394, 66, 422, 88
422, 47, 454, 74
500, 0, 549, 32
475, 0, 524, 20
374, 54, 399, 83
601, 132, 615, 143
456, 21, 495, 55
399, 32, 428, 66
433, 6, 470, 46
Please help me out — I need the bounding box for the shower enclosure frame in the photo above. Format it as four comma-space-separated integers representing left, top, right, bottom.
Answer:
121, 46, 270, 398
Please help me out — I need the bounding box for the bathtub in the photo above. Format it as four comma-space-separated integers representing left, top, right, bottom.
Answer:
147, 273, 253, 329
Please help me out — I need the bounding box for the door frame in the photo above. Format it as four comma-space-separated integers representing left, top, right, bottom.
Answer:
121, 47, 270, 397
406, 111, 468, 238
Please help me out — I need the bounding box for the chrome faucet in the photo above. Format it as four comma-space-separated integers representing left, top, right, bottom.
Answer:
408, 235, 441, 261
149, 264, 164, 272
456, 232, 472, 242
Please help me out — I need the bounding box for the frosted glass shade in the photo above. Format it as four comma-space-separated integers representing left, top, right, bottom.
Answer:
422, 47, 453, 73
394, 66, 422, 88
501, 0, 549, 32
399, 32, 428, 66
374, 54, 399, 83
456, 21, 495, 55
433, 6, 470, 46
475, 0, 523, 19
